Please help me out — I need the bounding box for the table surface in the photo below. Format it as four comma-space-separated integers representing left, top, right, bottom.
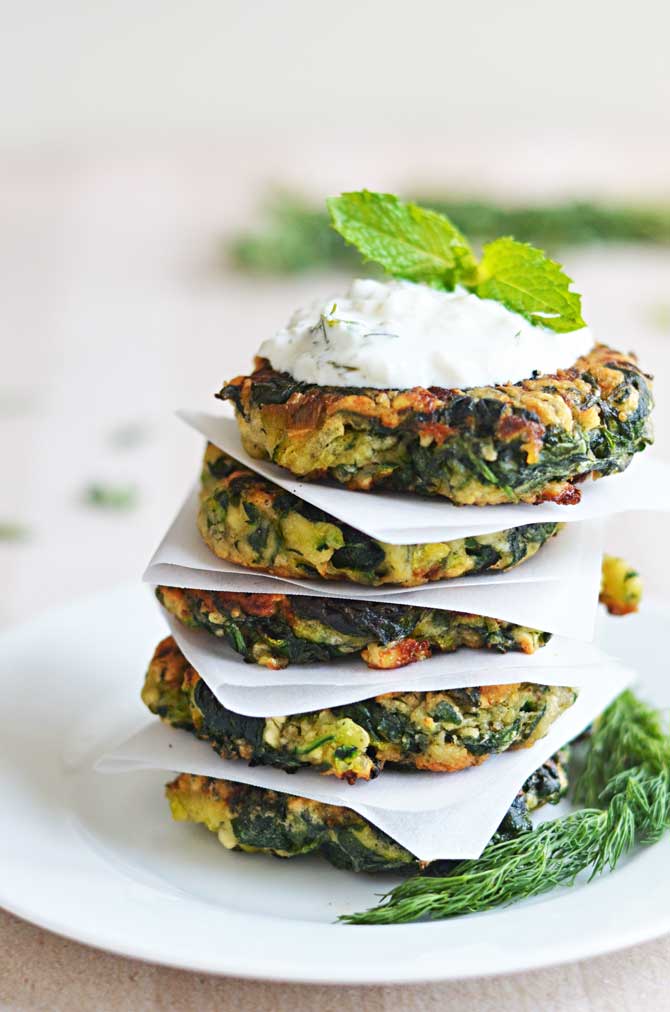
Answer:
1, 138, 669, 1010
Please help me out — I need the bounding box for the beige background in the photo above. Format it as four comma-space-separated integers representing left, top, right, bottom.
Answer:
2, 0, 670, 144
1, 137, 669, 1012
2, 1, 670, 1006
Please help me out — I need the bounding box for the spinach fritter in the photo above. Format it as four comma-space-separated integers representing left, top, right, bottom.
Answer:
217, 345, 653, 505
198, 443, 561, 585
157, 586, 549, 670
142, 637, 576, 782
166, 749, 569, 872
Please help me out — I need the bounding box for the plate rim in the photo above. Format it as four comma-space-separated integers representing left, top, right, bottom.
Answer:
2, 874, 669, 985
1, 583, 669, 985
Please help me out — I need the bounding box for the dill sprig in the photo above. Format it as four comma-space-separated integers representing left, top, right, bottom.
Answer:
342, 691, 670, 925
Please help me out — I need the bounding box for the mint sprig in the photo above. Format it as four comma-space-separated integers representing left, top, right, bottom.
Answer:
475, 237, 585, 332
327, 191, 586, 333
326, 191, 477, 290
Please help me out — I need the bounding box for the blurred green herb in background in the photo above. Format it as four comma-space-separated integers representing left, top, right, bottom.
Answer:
646, 302, 670, 334
229, 192, 670, 275
0, 387, 37, 419
107, 420, 151, 450
83, 483, 138, 510
0, 522, 30, 542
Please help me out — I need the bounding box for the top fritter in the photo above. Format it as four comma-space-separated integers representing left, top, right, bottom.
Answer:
218, 191, 654, 505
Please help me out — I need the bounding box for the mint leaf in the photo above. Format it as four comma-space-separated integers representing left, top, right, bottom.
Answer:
327, 191, 476, 289
475, 237, 585, 333
326, 192, 587, 332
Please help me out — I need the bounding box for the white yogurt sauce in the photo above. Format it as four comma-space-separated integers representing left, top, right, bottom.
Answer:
258, 278, 593, 389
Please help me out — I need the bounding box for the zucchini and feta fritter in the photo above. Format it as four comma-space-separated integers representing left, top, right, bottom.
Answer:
157, 586, 549, 671
217, 345, 653, 506
198, 443, 561, 586
142, 637, 576, 782
166, 749, 569, 872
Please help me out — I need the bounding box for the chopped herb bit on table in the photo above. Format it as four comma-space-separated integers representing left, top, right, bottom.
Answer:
83, 482, 138, 510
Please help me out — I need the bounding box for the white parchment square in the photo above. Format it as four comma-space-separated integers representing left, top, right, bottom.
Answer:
164, 609, 616, 716
144, 486, 605, 639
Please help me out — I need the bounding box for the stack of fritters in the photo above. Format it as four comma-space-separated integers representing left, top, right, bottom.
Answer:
142, 336, 652, 870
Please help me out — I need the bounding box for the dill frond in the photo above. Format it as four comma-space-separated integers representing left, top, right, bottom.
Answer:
342, 690, 670, 925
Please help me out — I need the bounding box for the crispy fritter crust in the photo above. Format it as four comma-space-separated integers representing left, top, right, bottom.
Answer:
157, 585, 549, 670
198, 443, 561, 586
165, 749, 569, 872
142, 636, 576, 782
217, 345, 653, 505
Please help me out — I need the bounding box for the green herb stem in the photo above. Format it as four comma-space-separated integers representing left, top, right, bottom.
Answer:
296, 734, 336, 755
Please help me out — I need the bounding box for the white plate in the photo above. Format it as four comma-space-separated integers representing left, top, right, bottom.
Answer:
0, 584, 668, 984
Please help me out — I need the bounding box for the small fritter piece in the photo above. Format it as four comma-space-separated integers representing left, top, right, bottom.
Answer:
217, 345, 653, 506
166, 749, 570, 873
198, 443, 562, 586
142, 637, 576, 782
599, 555, 643, 616
157, 586, 549, 671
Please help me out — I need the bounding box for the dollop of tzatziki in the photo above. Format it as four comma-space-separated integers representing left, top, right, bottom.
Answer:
258, 278, 594, 389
